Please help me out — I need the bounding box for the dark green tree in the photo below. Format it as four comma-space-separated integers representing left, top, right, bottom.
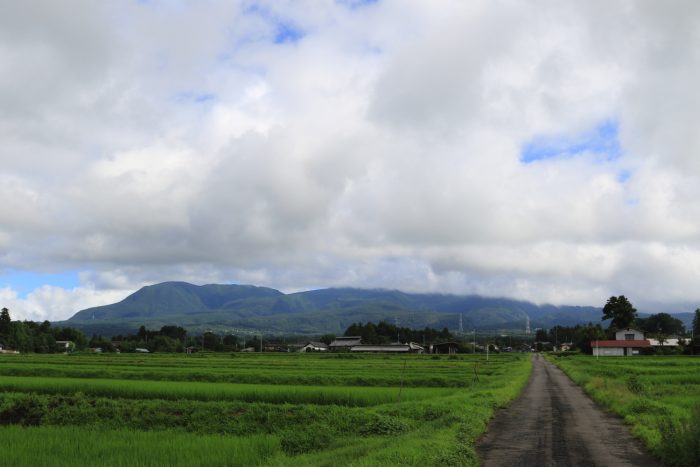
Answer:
693, 308, 700, 338
159, 325, 186, 342
602, 295, 637, 330
637, 313, 685, 336
535, 328, 548, 342
573, 323, 605, 354
318, 334, 335, 345
0, 307, 11, 336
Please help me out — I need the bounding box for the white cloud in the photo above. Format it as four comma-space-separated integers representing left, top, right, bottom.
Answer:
0, 285, 130, 322
1, 0, 700, 320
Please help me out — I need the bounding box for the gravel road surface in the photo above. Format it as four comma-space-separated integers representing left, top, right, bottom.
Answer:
476, 354, 662, 467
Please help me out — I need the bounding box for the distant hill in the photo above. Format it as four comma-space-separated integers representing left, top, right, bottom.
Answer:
57, 281, 615, 337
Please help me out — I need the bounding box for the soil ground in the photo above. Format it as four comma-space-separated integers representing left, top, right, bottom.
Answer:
476, 354, 662, 467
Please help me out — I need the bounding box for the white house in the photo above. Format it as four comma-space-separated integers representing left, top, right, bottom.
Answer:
592, 328, 650, 356
301, 341, 328, 352
615, 328, 645, 341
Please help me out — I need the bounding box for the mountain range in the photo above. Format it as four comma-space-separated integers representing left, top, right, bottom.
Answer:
55, 281, 658, 337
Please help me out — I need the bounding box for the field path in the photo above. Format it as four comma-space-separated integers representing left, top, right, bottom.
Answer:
476, 354, 661, 467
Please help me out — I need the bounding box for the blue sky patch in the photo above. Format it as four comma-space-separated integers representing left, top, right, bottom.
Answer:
243, 4, 305, 45
520, 119, 621, 164
337, 0, 379, 10
175, 91, 216, 104
0, 270, 80, 298
617, 169, 632, 183
274, 22, 304, 44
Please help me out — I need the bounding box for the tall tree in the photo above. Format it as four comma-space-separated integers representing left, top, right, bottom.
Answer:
601, 295, 638, 330
0, 307, 11, 338
693, 308, 700, 338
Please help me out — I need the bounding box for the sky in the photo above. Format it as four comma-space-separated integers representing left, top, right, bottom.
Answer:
2, 0, 700, 321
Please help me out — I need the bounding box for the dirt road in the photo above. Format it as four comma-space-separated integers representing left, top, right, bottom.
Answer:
476, 354, 661, 467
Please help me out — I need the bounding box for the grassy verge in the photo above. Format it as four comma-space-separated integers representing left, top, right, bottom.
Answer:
548, 354, 700, 466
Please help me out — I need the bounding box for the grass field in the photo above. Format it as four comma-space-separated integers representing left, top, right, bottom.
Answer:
549, 354, 700, 467
0, 352, 531, 466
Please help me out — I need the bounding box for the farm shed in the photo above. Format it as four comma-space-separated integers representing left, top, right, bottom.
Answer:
430, 342, 460, 354
350, 342, 424, 354
647, 337, 685, 347
329, 336, 362, 351
301, 341, 328, 352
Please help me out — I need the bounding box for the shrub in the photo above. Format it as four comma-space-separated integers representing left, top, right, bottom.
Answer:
657, 406, 700, 467
359, 415, 410, 436
626, 375, 644, 394
0, 394, 46, 426
627, 397, 668, 416
279, 427, 332, 455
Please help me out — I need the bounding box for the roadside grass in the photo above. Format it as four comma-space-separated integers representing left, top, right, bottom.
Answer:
0, 353, 532, 466
549, 354, 700, 466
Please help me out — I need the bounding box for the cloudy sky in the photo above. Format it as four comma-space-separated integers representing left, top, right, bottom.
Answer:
2, 0, 700, 321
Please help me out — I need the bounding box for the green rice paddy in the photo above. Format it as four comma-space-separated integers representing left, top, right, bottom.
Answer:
0, 352, 531, 466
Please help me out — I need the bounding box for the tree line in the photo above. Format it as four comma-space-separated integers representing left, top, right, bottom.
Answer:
343, 321, 453, 345
0, 307, 242, 353
0, 307, 87, 353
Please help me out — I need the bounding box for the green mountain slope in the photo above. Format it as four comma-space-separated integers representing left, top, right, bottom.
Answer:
59, 281, 610, 336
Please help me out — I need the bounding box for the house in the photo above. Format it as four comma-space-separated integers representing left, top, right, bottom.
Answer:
301, 341, 328, 352
591, 328, 651, 356
55, 340, 75, 353
557, 342, 573, 352
263, 343, 289, 352
329, 336, 362, 351
350, 342, 424, 354
616, 328, 645, 341
430, 342, 460, 354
